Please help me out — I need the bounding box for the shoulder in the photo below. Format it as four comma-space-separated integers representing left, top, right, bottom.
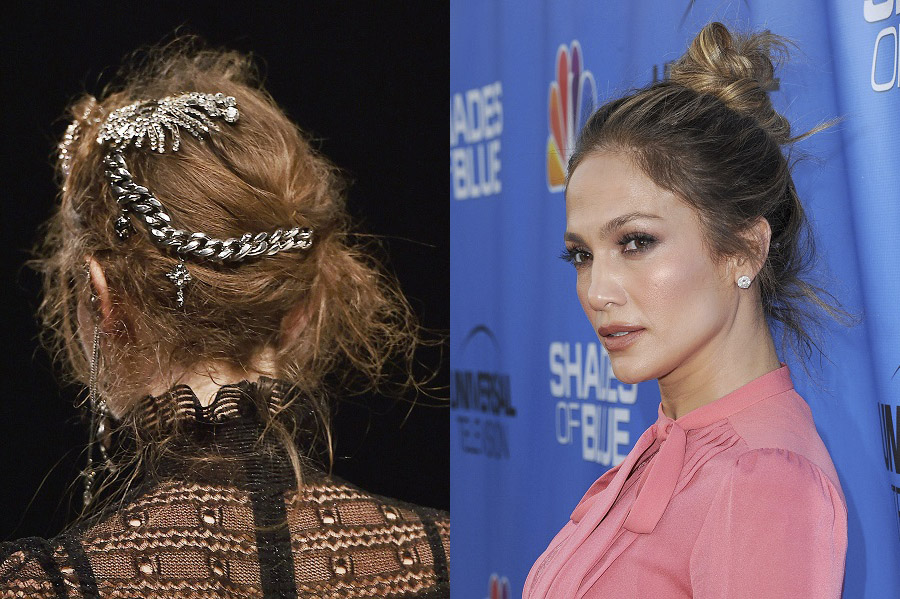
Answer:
714, 447, 847, 521
0, 535, 84, 597
300, 470, 450, 549
726, 388, 842, 492
291, 471, 450, 595
690, 447, 848, 596
694, 447, 848, 557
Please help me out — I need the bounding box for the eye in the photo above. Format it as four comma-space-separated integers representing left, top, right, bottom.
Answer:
560, 246, 592, 268
619, 232, 657, 254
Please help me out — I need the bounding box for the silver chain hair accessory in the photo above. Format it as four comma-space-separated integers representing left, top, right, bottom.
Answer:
96, 92, 314, 307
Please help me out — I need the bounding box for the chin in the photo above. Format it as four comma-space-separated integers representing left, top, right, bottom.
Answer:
607, 356, 656, 385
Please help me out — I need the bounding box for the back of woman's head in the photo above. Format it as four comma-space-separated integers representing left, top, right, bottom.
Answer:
569, 21, 842, 359
37, 40, 420, 413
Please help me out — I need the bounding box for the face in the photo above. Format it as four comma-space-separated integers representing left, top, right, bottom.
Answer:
563, 151, 738, 385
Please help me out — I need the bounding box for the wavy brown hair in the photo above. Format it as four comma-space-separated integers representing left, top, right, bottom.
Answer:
569, 22, 848, 361
32, 41, 428, 507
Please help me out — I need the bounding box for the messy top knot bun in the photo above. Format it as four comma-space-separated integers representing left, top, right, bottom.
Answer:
568, 22, 844, 361
667, 22, 793, 144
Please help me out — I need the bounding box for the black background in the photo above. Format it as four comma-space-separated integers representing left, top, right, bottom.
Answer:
0, 2, 448, 540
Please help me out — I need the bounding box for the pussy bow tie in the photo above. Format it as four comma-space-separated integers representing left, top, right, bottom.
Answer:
526, 419, 686, 598
570, 417, 686, 533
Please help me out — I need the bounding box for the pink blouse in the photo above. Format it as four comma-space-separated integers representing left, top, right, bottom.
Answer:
523, 366, 847, 598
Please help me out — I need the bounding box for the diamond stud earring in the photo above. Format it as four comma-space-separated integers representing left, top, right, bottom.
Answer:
737, 275, 752, 289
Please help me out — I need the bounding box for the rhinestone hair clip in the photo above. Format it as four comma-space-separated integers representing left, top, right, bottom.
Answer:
94, 92, 314, 307
58, 98, 99, 184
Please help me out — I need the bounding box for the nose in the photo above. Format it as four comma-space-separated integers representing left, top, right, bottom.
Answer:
586, 261, 625, 312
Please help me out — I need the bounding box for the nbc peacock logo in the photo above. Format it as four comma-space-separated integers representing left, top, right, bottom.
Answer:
547, 41, 597, 192
486, 573, 510, 599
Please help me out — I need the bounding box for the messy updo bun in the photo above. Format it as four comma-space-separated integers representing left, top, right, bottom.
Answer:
568, 22, 844, 360
34, 39, 426, 432
667, 22, 793, 144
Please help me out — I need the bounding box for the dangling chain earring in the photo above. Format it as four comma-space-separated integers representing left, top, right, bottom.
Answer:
82, 285, 114, 507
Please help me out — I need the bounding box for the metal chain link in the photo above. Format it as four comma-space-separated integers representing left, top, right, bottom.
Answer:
103, 151, 313, 263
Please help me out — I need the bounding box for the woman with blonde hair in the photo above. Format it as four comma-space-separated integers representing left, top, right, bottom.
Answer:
0, 43, 448, 599
524, 22, 846, 598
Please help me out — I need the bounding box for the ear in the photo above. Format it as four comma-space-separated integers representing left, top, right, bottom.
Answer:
727, 217, 772, 283
76, 256, 116, 357
87, 257, 114, 322
278, 301, 311, 349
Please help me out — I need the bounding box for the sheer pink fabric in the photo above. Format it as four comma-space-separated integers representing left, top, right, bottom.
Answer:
524, 366, 847, 598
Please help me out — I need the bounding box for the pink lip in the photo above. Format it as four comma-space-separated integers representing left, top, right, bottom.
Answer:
597, 325, 645, 352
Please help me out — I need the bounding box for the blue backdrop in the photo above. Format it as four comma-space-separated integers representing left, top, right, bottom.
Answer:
450, 1, 900, 597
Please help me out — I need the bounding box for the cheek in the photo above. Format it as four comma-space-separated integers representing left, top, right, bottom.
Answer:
636, 246, 722, 327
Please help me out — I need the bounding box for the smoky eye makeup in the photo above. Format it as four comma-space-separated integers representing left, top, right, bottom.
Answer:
560, 246, 591, 267
560, 229, 658, 267
617, 231, 657, 253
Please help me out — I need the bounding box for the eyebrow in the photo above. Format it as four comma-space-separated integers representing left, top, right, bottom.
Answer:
565, 211, 662, 243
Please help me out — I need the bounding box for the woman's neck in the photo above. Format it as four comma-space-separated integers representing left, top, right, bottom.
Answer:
657, 314, 781, 421
145, 348, 279, 408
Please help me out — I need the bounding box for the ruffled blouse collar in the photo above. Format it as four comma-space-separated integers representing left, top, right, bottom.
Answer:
129, 375, 303, 430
